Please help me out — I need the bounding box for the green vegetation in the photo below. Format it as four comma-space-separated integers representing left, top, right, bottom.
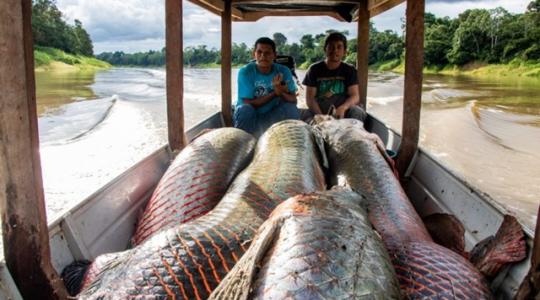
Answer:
97, 1, 540, 78
32, 0, 109, 70
32, 0, 93, 56
34, 46, 110, 70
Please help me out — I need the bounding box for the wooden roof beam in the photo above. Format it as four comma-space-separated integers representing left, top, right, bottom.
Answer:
188, 0, 244, 20
241, 10, 346, 22
368, 0, 405, 17
232, 0, 359, 3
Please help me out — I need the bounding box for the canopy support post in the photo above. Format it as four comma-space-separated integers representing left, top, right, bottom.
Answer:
0, 0, 68, 298
166, 0, 186, 151
357, 0, 369, 110
221, 0, 233, 127
396, 0, 424, 177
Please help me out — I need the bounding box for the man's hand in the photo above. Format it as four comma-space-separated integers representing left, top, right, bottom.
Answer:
336, 105, 347, 119
272, 73, 289, 96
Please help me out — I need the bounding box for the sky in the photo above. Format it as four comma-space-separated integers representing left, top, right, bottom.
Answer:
56, 0, 532, 54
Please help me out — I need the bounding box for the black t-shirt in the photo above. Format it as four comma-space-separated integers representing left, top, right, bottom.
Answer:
302, 61, 358, 113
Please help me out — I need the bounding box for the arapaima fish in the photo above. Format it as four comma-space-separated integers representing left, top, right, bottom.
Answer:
316, 118, 491, 299
210, 188, 400, 300
132, 127, 256, 245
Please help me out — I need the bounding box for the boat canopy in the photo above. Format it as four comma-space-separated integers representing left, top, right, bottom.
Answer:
187, 0, 405, 22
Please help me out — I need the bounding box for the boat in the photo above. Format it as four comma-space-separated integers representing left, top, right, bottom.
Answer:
0, 0, 538, 299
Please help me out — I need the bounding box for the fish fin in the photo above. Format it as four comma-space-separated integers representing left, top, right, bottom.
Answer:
423, 213, 466, 257
61, 260, 91, 296
209, 221, 281, 300
470, 215, 527, 278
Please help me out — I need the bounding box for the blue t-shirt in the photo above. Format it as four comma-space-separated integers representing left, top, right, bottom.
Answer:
237, 62, 297, 115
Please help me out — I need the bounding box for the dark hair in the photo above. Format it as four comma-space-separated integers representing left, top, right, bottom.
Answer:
324, 32, 347, 50
254, 37, 276, 53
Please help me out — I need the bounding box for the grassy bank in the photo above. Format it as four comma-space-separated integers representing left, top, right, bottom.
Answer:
34, 46, 111, 72
376, 58, 540, 79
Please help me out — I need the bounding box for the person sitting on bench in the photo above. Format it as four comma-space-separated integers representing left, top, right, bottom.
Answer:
302, 32, 367, 122
234, 37, 299, 136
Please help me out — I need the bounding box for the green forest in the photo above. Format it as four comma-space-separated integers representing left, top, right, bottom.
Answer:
32, 0, 93, 56
97, 0, 540, 71
30, 0, 109, 69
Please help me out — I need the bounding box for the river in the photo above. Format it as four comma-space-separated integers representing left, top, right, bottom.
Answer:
35, 67, 540, 231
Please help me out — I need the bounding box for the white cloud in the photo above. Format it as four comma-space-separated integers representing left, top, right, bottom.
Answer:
56, 0, 531, 54
59, 0, 164, 42
426, 0, 529, 19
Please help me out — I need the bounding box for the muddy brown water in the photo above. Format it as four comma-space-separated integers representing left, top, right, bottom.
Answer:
35, 68, 539, 231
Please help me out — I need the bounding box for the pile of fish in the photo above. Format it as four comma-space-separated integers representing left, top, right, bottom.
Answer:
76, 120, 326, 299
68, 118, 507, 299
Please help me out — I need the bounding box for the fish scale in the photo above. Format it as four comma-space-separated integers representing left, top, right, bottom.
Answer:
78, 120, 326, 299
316, 119, 492, 299
132, 128, 256, 246
209, 189, 400, 300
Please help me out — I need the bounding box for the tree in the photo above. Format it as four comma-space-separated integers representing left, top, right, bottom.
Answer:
32, 0, 95, 56
232, 43, 251, 65
448, 9, 492, 65
273, 32, 288, 54
528, 0, 540, 12
71, 19, 93, 56
300, 34, 315, 49
369, 29, 403, 64
32, 0, 71, 52
424, 15, 456, 66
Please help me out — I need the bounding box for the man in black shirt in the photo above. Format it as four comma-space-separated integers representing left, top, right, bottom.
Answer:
302, 32, 367, 121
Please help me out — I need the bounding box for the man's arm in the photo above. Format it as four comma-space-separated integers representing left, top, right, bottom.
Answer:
243, 92, 279, 108
336, 84, 360, 118
305, 86, 323, 115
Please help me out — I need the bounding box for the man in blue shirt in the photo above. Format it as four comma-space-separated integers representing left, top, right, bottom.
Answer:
234, 37, 299, 136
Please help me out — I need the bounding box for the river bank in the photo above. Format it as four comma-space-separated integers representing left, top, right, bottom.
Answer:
150, 59, 540, 80
380, 58, 540, 79
34, 47, 110, 72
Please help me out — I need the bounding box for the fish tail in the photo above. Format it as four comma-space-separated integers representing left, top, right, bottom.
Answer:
61, 260, 91, 296
471, 215, 527, 278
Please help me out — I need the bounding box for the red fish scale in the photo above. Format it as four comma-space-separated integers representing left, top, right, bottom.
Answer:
317, 119, 492, 299
132, 128, 256, 245
389, 242, 491, 298
78, 120, 326, 299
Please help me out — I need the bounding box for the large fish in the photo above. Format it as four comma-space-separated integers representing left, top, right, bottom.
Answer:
209, 188, 400, 300
132, 128, 256, 245
316, 118, 491, 299
77, 120, 326, 299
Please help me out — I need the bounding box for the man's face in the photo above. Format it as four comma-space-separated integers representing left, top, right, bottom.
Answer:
325, 40, 346, 63
253, 43, 275, 68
